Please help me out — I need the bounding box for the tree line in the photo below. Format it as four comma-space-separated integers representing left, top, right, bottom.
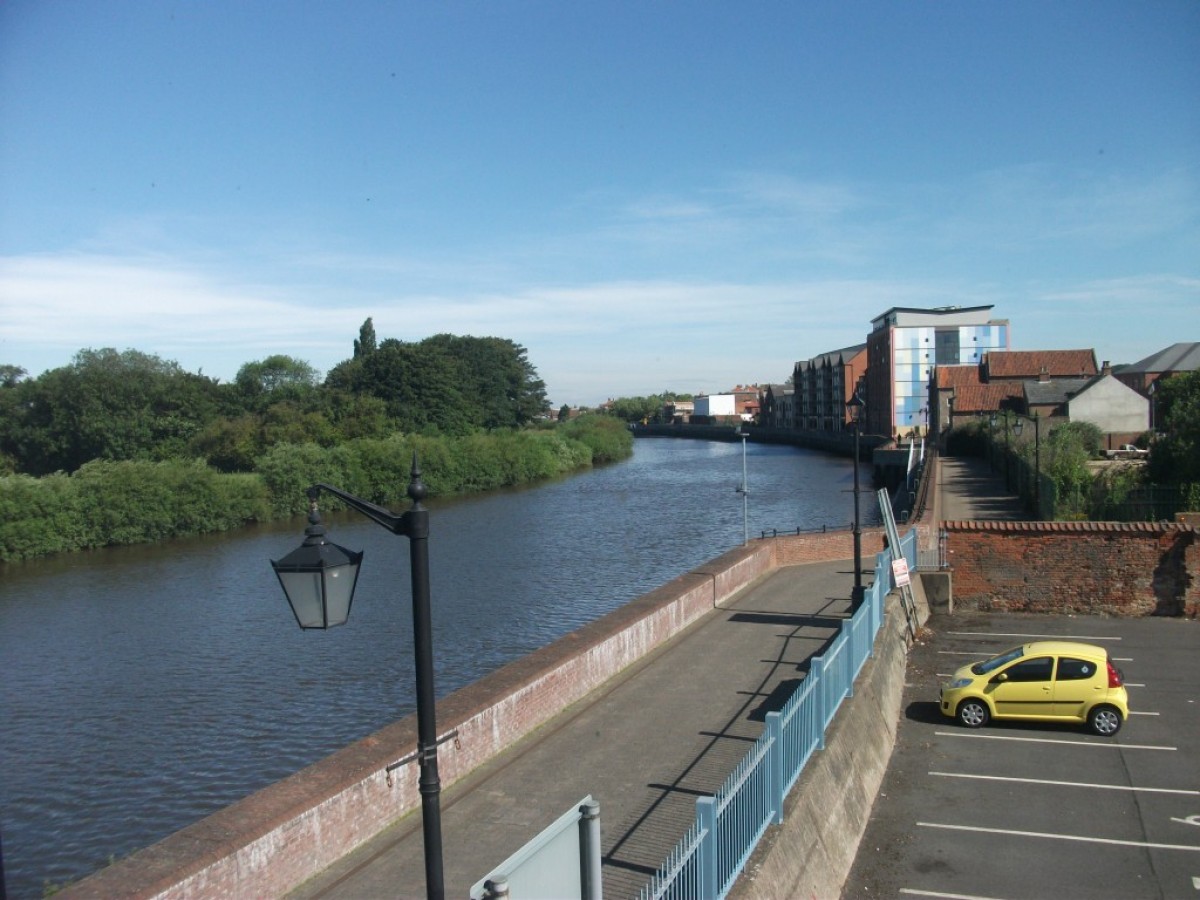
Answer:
0, 321, 634, 561
0, 320, 553, 476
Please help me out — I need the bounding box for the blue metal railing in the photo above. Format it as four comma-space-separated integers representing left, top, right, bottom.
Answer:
637, 528, 916, 900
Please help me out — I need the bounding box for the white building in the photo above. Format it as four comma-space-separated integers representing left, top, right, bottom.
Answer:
866, 305, 1010, 438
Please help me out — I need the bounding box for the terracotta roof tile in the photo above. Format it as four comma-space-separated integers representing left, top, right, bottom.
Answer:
985, 350, 1097, 379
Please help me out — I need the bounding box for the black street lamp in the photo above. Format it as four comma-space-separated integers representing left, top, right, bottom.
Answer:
999, 411, 1012, 490
1013, 413, 1041, 518
270, 456, 444, 900
988, 413, 997, 472
735, 428, 749, 545
845, 390, 865, 602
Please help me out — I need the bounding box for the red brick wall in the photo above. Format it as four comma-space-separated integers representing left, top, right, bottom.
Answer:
945, 521, 1199, 617
771, 526, 885, 567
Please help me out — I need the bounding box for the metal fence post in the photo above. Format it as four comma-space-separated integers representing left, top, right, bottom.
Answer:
846, 622, 856, 698
811, 656, 826, 749
697, 796, 718, 900
580, 798, 602, 900
767, 711, 784, 825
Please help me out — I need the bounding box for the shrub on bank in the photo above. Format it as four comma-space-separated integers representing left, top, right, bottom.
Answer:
256, 429, 604, 517
0, 460, 270, 562
0, 423, 632, 562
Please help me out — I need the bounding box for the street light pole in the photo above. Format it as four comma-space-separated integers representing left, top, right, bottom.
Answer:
845, 390, 865, 602
736, 429, 749, 545
1013, 413, 1042, 518
270, 455, 444, 900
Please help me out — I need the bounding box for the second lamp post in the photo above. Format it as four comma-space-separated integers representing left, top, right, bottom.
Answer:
846, 390, 865, 602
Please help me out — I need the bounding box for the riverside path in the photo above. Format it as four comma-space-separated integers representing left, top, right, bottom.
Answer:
289, 558, 858, 899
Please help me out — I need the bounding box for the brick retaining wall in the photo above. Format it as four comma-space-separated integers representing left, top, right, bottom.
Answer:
60, 533, 855, 899
945, 520, 1199, 617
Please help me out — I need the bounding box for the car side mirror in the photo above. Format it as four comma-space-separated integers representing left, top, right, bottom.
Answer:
991, 672, 1009, 684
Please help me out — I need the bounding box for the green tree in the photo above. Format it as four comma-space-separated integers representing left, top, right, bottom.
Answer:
1148, 370, 1200, 488
234, 355, 319, 410
353, 317, 377, 358
1, 349, 222, 475
421, 334, 547, 428
1042, 421, 1101, 518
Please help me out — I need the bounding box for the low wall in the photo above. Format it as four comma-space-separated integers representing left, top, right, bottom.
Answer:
62, 532, 857, 899
730, 589, 912, 899
945, 520, 1199, 617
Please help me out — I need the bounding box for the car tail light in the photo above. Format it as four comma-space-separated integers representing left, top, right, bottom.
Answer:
1107, 660, 1123, 688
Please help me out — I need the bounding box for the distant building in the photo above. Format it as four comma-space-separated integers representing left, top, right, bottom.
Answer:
1114, 342, 1200, 394
1063, 368, 1148, 444
935, 348, 1099, 434
661, 399, 694, 424
982, 349, 1097, 382
759, 384, 794, 429
693, 387, 759, 424
866, 306, 1009, 439
792, 344, 866, 432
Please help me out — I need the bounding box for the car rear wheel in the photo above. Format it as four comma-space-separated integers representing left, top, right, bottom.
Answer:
957, 698, 990, 729
1088, 705, 1123, 737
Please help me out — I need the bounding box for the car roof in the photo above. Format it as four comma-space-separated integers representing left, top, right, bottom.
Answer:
1019, 640, 1109, 658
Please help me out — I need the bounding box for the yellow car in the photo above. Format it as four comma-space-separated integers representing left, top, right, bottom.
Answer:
939, 640, 1129, 737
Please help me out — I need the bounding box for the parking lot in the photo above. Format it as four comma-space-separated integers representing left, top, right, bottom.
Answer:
843, 611, 1200, 899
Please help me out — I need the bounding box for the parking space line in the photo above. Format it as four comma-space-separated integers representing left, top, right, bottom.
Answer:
934, 731, 1176, 751
918, 821, 1200, 852
899, 890, 1005, 900
929, 771, 1199, 795
947, 631, 1122, 641
1129, 710, 1160, 716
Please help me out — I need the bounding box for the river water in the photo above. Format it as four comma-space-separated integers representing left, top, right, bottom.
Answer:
0, 437, 874, 897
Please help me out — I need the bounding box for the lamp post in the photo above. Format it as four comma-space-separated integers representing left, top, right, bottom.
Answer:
1013, 413, 1041, 518
1000, 411, 1012, 490
735, 429, 749, 545
988, 413, 997, 472
270, 456, 444, 900
845, 390, 865, 602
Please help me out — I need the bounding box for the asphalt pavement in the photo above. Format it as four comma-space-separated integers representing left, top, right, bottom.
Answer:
937, 454, 1026, 522
289, 558, 859, 900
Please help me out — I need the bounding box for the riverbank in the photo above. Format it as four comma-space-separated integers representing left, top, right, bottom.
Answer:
0, 418, 631, 562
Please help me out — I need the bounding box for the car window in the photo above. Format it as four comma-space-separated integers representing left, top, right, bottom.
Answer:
974, 646, 1024, 675
1001, 656, 1053, 682
1056, 657, 1096, 681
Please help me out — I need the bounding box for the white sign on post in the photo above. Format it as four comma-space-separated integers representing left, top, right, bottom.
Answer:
891, 558, 911, 587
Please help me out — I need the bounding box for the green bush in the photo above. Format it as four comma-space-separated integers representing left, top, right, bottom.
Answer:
0, 460, 270, 561
560, 414, 633, 463
2, 424, 623, 561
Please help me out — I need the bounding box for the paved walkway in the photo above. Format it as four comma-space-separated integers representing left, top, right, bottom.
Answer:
289, 559, 857, 900
938, 455, 1026, 522
289, 454, 1020, 899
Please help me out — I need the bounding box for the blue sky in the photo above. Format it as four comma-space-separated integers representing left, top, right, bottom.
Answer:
2, 2, 1197, 406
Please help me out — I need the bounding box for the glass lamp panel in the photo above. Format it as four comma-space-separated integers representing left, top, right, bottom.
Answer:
319, 562, 360, 627
276, 570, 327, 629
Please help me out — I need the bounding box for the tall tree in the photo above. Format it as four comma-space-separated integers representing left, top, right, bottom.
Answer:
353, 317, 377, 359
2, 349, 222, 474
1148, 370, 1200, 488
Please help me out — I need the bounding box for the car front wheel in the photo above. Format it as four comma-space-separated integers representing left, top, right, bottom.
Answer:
957, 698, 990, 729
1088, 705, 1123, 737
